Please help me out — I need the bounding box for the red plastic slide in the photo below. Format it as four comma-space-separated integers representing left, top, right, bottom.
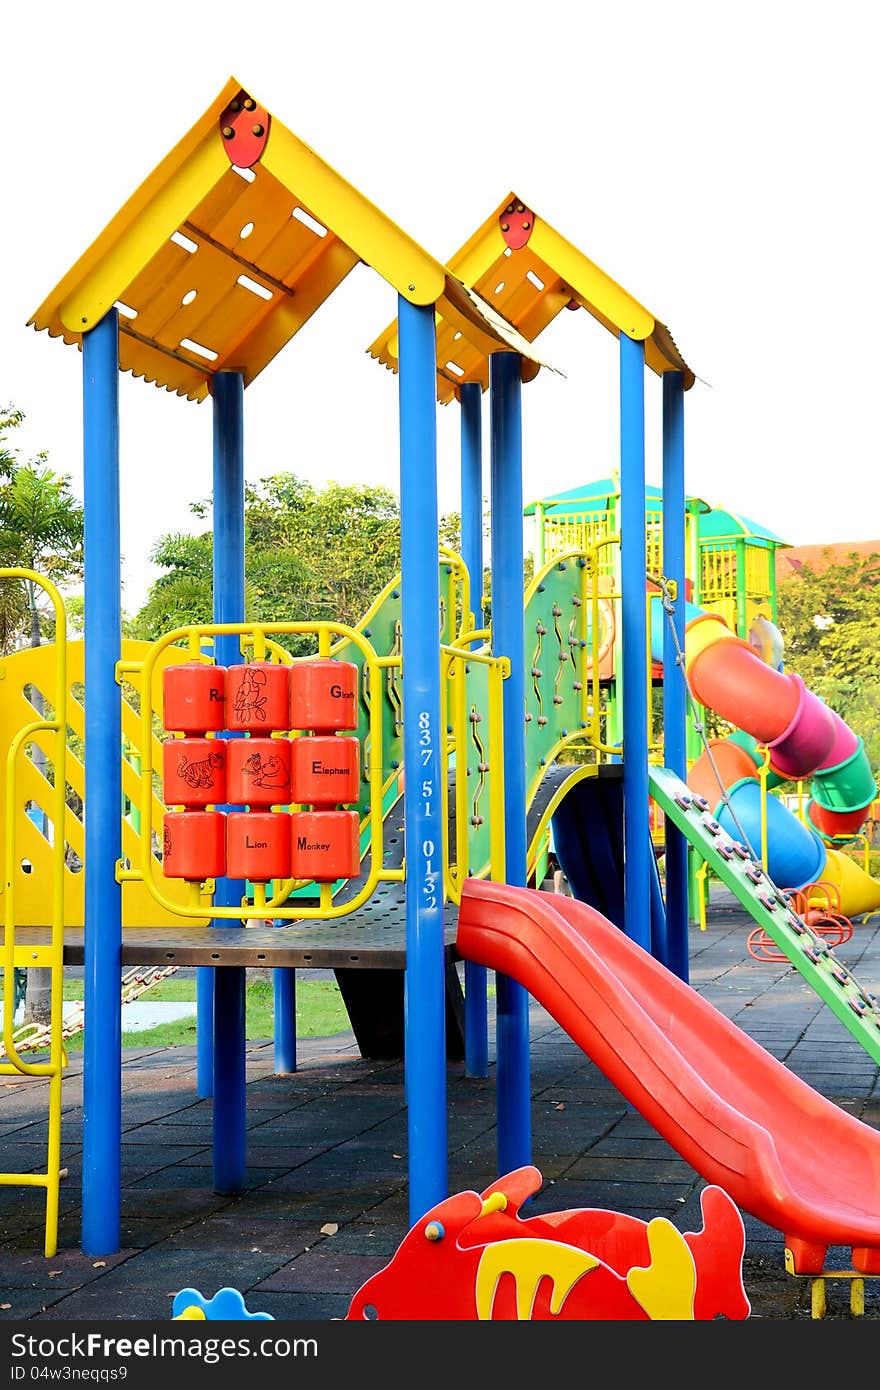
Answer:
457, 878, 880, 1275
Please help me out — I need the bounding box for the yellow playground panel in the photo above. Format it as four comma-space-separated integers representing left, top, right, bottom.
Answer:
0, 637, 212, 929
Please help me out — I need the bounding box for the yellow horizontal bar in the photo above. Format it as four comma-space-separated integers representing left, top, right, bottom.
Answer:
0, 1062, 57, 1076
11, 948, 55, 968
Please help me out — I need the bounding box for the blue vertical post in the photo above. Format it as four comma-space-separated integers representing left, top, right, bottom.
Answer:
273, 959, 296, 1074
459, 380, 488, 1079
81, 309, 122, 1255
460, 382, 485, 636
211, 372, 247, 1192
196, 973, 214, 1097
620, 334, 652, 951
398, 295, 447, 1225
662, 372, 689, 981
489, 351, 531, 1175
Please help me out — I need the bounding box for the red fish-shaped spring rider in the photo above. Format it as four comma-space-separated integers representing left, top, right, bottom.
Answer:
347, 1167, 750, 1321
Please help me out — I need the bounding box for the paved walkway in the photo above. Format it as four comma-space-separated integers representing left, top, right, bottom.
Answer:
1, 889, 879, 1322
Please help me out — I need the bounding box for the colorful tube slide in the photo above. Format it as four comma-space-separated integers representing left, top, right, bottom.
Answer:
649, 598, 880, 916
457, 877, 880, 1275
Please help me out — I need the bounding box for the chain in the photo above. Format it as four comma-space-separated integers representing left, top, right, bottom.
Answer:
653, 575, 763, 868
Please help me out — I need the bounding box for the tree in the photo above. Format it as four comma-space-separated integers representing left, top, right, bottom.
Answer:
135, 476, 506, 646
0, 463, 84, 650
130, 530, 216, 638
0, 406, 84, 1025
0, 406, 28, 650
776, 548, 880, 775
134, 474, 405, 646
243, 475, 401, 630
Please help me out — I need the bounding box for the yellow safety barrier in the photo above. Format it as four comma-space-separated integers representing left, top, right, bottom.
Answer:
0, 636, 211, 929
0, 569, 68, 1257
582, 536, 621, 759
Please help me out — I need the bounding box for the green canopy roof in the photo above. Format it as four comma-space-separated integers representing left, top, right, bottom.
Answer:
525, 475, 788, 546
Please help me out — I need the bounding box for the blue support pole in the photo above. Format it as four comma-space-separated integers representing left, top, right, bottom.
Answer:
489, 352, 531, 1176
620, 334, 653, 951
460, 382, 485, 635
211, 372, 247, 1193
398, 295, 447, 1225
81, 309, 122, 1256
273, 963, 296, 1073
195, 969, 214, 1097
662, 372, 689, 981
459, 381, 488, 1079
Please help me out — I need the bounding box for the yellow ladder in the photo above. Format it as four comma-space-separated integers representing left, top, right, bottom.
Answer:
0, 569, 68, 1256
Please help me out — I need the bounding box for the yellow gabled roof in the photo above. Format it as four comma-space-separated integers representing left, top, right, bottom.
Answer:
369, 192, 695, 404
28, 83, 549, 403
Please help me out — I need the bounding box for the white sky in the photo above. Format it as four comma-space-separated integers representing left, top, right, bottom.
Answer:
3, 2, 878, 614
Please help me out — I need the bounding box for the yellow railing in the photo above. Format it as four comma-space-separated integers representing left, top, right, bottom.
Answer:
583, 536, 621, 757
0, 569, 68, 1257
699, 542, 737, 609
441, 640, 508, 901
438, 544, 476, 640
542, 509, 666, 579
544, 514, 617, 569
743, 544, 772, 599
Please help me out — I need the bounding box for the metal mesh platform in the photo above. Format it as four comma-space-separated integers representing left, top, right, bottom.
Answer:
3, 915, 459, 970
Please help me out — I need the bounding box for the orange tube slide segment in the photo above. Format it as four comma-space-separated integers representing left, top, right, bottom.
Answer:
806, 798, 873, 842
687, 739, 759, 813
687, 632, 800, 745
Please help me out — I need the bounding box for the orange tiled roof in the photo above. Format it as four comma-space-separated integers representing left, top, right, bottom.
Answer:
776, 540, 880, 582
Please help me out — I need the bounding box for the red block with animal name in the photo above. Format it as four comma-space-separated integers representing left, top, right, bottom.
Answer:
162, 663, 227, 733
290, 810, 360, 881
225, 738, 292, 807
163, 737, 227, 808
291, 735, 359, 806
226, 662, 290, 732
289, 659, 358, 732
162, 811, 226, 882
226, 811, 292, 881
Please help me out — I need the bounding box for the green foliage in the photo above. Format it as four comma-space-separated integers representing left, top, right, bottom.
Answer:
0, 405, 84, 653
776, 549, 880, 774
438, 509, 462, 552
133, 473, 404, 647
0, 405, 24, 478
134, 475, 536, 650
131, 530, 217, 638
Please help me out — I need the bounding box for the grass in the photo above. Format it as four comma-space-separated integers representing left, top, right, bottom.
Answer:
5, 975, 352, 1053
